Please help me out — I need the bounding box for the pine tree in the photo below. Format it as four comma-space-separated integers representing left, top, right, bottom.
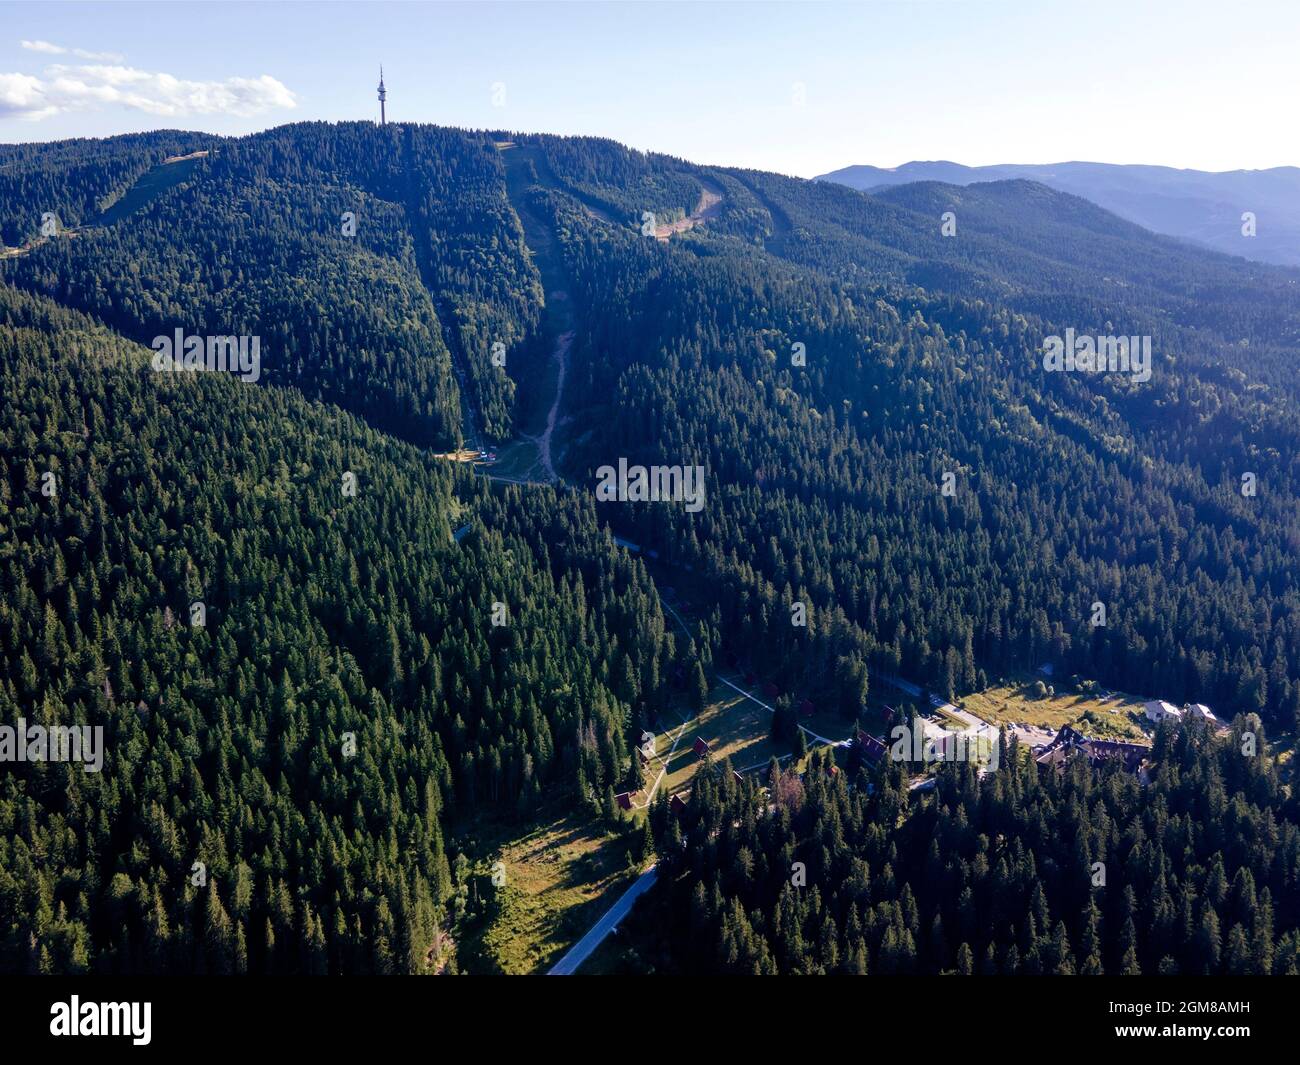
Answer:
691, 661, 709, 714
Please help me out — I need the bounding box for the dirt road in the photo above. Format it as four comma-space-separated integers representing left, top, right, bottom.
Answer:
654, 181, 724, 240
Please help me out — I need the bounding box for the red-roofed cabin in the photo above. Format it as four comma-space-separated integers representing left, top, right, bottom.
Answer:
615, 791, 635, 810
855, 730, 888, 765
732, 770, 744, 785
670, 794, 687, 818
762, 681, 779, 699
693, 737, 710, 758
744, 672, 756, 686
798, 698, 815, 718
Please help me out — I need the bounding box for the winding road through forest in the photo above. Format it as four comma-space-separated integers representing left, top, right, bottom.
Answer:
449, 154, 732, 972
471, 149, 726, 489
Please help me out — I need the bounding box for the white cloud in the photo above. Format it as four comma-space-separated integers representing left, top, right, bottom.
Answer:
21, 39, 65, 55
21, 40, 126, 62
0, 72, 56, 121
0, 62, 296, 120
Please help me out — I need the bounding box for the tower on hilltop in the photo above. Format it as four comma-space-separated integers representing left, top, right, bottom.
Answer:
378, 67, 387, 125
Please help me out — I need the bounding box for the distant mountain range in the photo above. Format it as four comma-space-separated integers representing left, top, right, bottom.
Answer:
816, 160, 1300, 267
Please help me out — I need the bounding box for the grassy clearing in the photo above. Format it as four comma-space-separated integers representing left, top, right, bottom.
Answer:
453, 805, 640, 975
644, 676, 837, 801
961, 673, 1149, 739
791, 698, 859, 745
487, 438, 543, 481
647, 683, 782, 797
749, 684, 856, 745
99, 155, 203, 225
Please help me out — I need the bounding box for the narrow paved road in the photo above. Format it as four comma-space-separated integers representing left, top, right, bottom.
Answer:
548, 865, 658, 975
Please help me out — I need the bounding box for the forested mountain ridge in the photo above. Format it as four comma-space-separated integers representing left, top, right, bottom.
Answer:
0, 278, 674, 972
1, 123, 546, 447
2, 121, 1298, 975
510, 132, 1300, 728
0, 130, 220, 247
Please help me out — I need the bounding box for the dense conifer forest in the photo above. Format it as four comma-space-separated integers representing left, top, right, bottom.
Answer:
629, 722, 1300, 975
1, 121, 1297, 973
0, 282, 670, 972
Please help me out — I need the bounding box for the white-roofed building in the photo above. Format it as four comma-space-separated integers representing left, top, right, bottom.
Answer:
1144, 700, 1183, 723
1184, 703, 1223, 727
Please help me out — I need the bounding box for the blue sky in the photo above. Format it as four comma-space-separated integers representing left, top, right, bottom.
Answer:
2, 0, 1297, 176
